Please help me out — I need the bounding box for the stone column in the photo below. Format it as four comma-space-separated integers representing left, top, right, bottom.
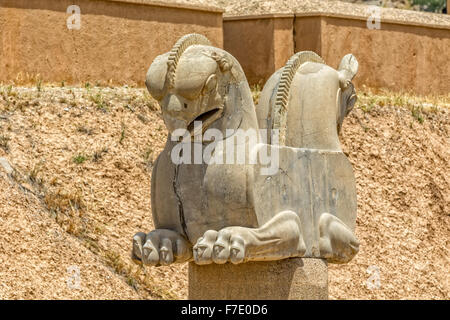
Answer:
188, 258, 328, 300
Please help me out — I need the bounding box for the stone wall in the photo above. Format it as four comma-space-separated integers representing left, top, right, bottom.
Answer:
1, 0, 449, 94
296, 13, 450, 95
223, 14, 294, 86
0, 0, 223, 85
224, 10, 450, 95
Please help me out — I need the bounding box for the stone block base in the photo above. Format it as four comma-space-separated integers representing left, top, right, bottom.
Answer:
188, 258, 328, 300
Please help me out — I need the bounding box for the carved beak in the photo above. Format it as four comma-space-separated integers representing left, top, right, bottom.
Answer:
186, 106, 224, 137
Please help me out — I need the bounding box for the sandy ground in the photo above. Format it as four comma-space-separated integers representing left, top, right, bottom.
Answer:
0, 84, 448, 299
0, 86, 182, 299
0, 167, 141, 299
330, 90, 449, 299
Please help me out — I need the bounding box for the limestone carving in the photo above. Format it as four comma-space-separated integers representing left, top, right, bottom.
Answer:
256, 51, 360, 263
132, 34, 359, 266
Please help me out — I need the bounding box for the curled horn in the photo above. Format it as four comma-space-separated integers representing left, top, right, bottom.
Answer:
271, 51, 325, 145
167, 33, 212, 88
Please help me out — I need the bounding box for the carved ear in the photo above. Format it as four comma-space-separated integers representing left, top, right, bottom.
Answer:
145, 53, 169, 101
207, 51, 233, 72
338, 54, 358, 80
203, 74, 217, 94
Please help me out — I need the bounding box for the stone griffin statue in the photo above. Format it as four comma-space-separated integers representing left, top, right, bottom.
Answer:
132, 34, 359, 267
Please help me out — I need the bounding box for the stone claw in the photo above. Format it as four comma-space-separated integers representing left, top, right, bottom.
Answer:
193, 230, 218, 265
143, 237, 160, 266
131, 229, 192, 266
159, 238, 174, 265
193, 210, 304, 265
193, 228, 250, 265
132, 232, 146, 262
229, 235, 245, 264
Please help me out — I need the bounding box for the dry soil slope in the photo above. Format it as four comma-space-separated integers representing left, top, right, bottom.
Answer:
0, 86, 448, 299
0, 86, 183, 300
330, 95, 449, 299
0, 170, 141, 299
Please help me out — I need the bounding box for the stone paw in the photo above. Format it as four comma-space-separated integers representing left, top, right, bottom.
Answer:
132, 229, 192, 266
193, 228, 247, 265
193, 210, 305, 265
319, 213, 359, 264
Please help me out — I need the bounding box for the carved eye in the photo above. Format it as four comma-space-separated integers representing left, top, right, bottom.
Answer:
184, 103, 188, 109
202, 74, 217, 95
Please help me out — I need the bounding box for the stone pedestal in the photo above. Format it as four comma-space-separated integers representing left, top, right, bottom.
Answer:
188, 258, 328, 300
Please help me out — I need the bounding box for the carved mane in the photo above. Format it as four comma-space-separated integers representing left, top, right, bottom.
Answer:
271, 51, 325, 144
167, 33, 212, 88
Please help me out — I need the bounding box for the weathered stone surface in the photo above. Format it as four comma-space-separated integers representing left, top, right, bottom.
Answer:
132, 34, 359, 267
134, 33, 265, 266
189, 258, 328, 300
252, 146, 358, 263
254, 50, 359, 263
257, 51, 358, 150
